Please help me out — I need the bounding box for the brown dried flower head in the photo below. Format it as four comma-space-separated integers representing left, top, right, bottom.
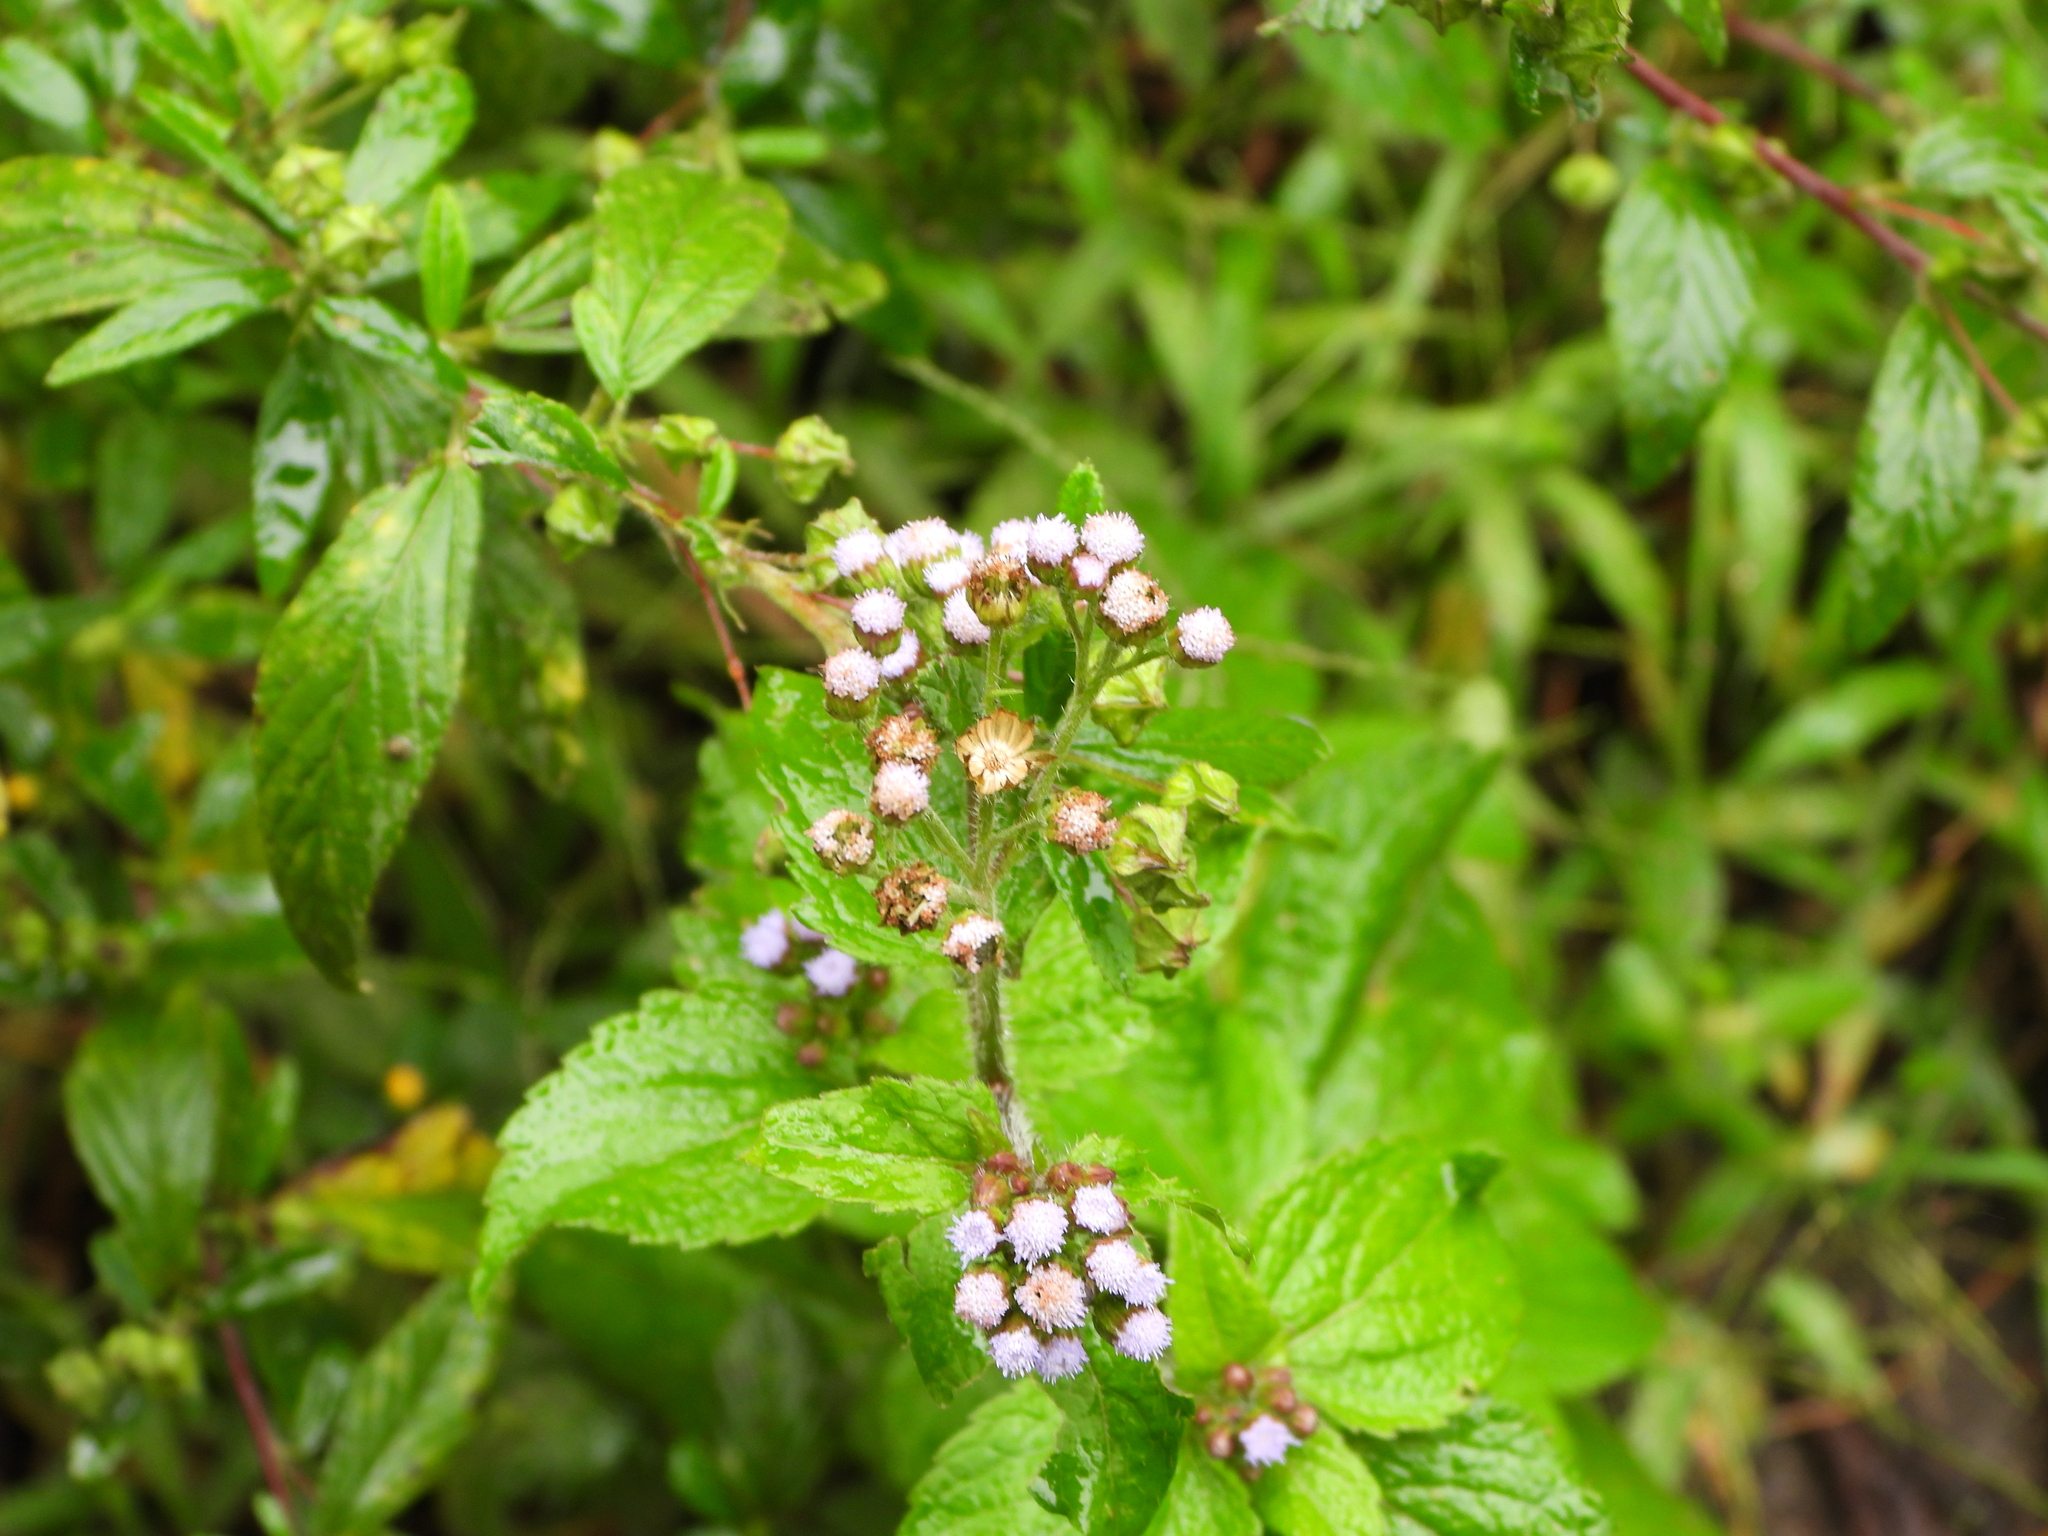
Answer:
956, 710, 1047, 795
867, 707, 940, 771
807, 808, 875, 873
965, 554, 1032, 628
876, 862, 951, 933
1049, 789, 1118, 853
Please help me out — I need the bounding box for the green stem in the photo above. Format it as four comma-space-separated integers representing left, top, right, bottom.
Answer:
967, 958, 1034, 1157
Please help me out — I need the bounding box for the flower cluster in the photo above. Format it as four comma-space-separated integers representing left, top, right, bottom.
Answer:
948, 1157, 1171, 1381
738, 909, 891, 1068
1194, 1362, 1320, 1479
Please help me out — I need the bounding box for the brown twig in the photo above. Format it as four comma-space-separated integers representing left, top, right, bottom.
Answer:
1726, 13, 1887, 107
661, 523, 753, 709
1930, 286, 2021, 417
203, 1238, 300, 1531
1861, 194, 1991, 244
727, 440, 777, 460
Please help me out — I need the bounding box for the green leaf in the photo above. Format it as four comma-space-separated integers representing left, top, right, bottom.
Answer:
1042, 1340, 1189, 1536
114, 0, 235, 97
520, 0, 688, 64
1602, 163, 1757, 486
1534, 468, 1673, 665
475, 984, 821, 1301
465, 505, 588, 797
1256, 1432, 1389, 1536
1148, 1436, 1260, 1536
1762, 1271, 1883, 1404
1666, 0, 1725, 64
418, 183, 472, 334
1082, 708, 1330, 787
1845, 304, 1983, 649
313, 295, 466, 394
1488, 1182, 1661, 1399
1165, 1205, 1279, 1387
1701, 373, 1802, 665
753, 1078, 997, 1211
482, 218, 591, 352
1560, 1403, 1718, 1536
1903, 105, 2048, 266
253, 342, 339, 596
1059, 460, 1110, 522
468, 390, 628, 489
1045, 845, 1136, 993
1740, 662, 1949, 778
1009, 900, 1152, 1092
1229, 725, 1495, 1079
715, 226, 887, 340
1358, 1401, 1610, 1536
46, 269, 287, 387
0, 40, 97, 145
344, 66, 476, 209
1259, 0, 1385, 34
0, 156, 269, 328
900, 1384, 1073, 1536
134, 86, 291, 230
254, 463, 482, 988
61, 997, 219, 1296
307, 1278, 503, 1536
74, 713, 171, 844
864, 1214, 988, 1405
213, 0, 286, 112
93, 411, 177, 578
571, 161, 789, 398
1250, 1142, 1518, 1434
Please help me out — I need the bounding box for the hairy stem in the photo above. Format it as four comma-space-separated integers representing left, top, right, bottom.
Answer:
967, 959, 1034, 1157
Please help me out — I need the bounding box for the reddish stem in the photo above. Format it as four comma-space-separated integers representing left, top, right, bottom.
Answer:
672, 532, 753, 709
1930, 287, 2020, 418
1861, 194, 1990, 244
1725, 13, 1886, 106
727, 440, 777, 460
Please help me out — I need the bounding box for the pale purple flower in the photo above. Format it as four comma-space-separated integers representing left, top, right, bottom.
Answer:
1239, 1414, 1300, 1468
1100, 570, 1168, 636
1038, 1335, 1088, 1383
788, 916, 825, 944
1175, 606, 1235, 664
941, 913, 1004, 972
832, 530, 886, 579
943, 589, 991, 646
1004, 1198, 1068, 1264
989, 1325, 1045, 1379
1084, 1239, 1145, 1298
947, 1210, 1002, 1264
1071, 1184, 1128, 1235
739, 911, 789, 969
1015, 1265, 1090, 1331
990, 519, 1033, 559
1121, 1262, 1170, 1308
804, 948, 858, 997
822, 647, 882, 700
1028, 516, 1079, 565
957, 531, 986, 561
1113, 1307, 1171, 1362
954, 1271, 1010, 1330
1082, 511, 1144, 567
1071, 553, 1109, 590
885, 518, 957, 567
850, 588, 906, 639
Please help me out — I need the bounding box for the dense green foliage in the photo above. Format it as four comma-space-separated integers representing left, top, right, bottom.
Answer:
6, 0, 2048, 1532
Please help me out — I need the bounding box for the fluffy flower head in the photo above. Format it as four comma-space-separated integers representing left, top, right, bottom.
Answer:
871, 761, 931, 822
1050, 790, 1118, 855
1174, 606, 1235, 666
1082, 511, 1145, 567
989, 1325, 1045, 1380
885, 518, 958, 567
804, 948, 858, 997
1071, 1183, 1129, 1234
1114, 1307, 1172, 1362
942, 913, 1005, 973
876, 862, 950, 932
1071, 553, 1109, 590
867, 711, 940, 770
1016, 1265, 1091, 1331
990, 519, 1033, 559
1038, 1335, 1089, 1383
850, 588, 906, 638
923, 556, 971, 596
832, 530, 886, 579
807, 809, 874, 874
947, 1210, 1002, 1264
879, 630, 922, 680
1100, 570, 1169, 637
1028, 516, 1079, 566
1004, 1198, 1069, 1264
1239, 1415, 1301, 1468
954, 1271, 1010, 1331
1085, 1239, 1145, 1299
821, 647, 882, 701
943, 590, 992, 646
738, 910, 789, 970
1120, 1261, 1170, 1308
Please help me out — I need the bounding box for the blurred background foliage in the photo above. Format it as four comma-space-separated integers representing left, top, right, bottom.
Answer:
7, 0, 2048, 1531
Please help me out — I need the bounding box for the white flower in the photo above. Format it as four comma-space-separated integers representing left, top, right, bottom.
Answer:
990, 519, 1033, 559
1028, 516, 1079, 565
871, 761, 931, 822
1015, 1265, 1090, 1331
821, 647, 882, 701
850, 588, 906, 638
807, 809, 874, 872
885, 518, 958, 567
947, 1210, 1003, 1264
1037, 1335, 1089, 1383
879, 631, 922, 680
832, 530, 886, 579
923, 556, 971, 595
1071, 553, 1109, 590
1175, 606, 1235, 664
804, 948, 859, 997
1239, 1415, 1300, 1468
1082, 511, 1144, 567
1121, 1262, 1170, 1308
1084, 1239, 1145, 1298
1004, 1198, 1068, 1264
1100, 570, 1169, 636
738, 910, 789, 969
943, 589, 991, 646
954, 1271, 1010, 1330
957, 531, 986, 561
942, 913, 1004, 973
989, 1325, 1045, 1380
1113, 1307, 1172, 1362
1071, 1183, 1128, 1235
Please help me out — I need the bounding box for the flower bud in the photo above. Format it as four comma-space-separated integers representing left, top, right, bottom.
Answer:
807, 809, 875, 874
849, 588, 906, 654
1206, 1428, 1237, 1460
1049, 789, 1118, 854
989, 1321, 1045, 1379
972, 1170, 1009, 1208
1550, 151, 1621, 212
1289, 1406, 1320, 1437
1161, 762, 1240, 837
648, 414, 722, 464
1171, 606, 1235, 667
1131, 903, 1207, 975
965, 555, 1031, 628
1081, 511, 1145, 568
1044, 1161, 1087, 1193
774, 415, 855, 503
822, 648, 883, 713
582, 127, 644, 182
1027, 515, 1079, 577
795, 1041, 826, 1068
1222, 1363, 1255, 1395
955, 1270, 1011, 1331
544, 482, 619, 556
1269, 1386, 1299, 1414
943, 590, 991, 647
329, 14, 398, 79
268, 144, 347, 222
875, 862, 949, 932
1099, 569, 1169, 642
1038, 1335, 1089, 1383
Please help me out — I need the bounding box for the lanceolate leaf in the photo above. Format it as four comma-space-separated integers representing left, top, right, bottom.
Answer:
314, 295, 467, 394
1602, 162, 1757, 486
135, 86, 293, 230
483, 219, 592, 352
1845, 304, 1984, 648
1357, 1401, 1611, 1536
344, 65, 477, 209
418, 182, 473, 334
572, 161, 789, 398
253, 343, 340, 596
468, 390, 628, 489
474, 984, 821, 1302
308, 1279, 504, 1536
753, 1078, 999, 1211
46, 269, 288, 387
255, 463, 483, 987
114, 0, 235, 97
0, 39, 98, 144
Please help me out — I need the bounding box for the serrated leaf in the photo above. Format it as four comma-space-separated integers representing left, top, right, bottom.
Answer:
465, 505, 588, 796
418, 183, 472, 334
1058, 460, 1109, 521
0, 39, 97, 144
1165, 1204, 1279, 1387
1080, 708, 1330, 788
308, 1278, 503, 1536
715, 225, 887, 340
253, 342, 339, 596
1149, 1436, 1260, 1536
254, 463, 482, 987
46, 269, 286, 386
1602, 163, 1757, 486
753, 1078, 997, 1211
1359, 1401, 1610, 1536
134, 86, 291, 230
1042, 1340, 1189, 1536
474, 984, 822, 1301
865, 1213, 988, 1405
213, 0, 286, 111
1010, 899, 1152, 1091
114, 0, 234, 96
900, 1384, 1073, 1536
1250, 1142, 1518, 1434
0, 156, 269, 329
483, 218, 592, 352
1902, 105, 2048, 267
1045, 846, 1135, 993
344, 66, 476, 210
1256, 1432, 1389, 1536
1845, 304, 1983, 649
571, 161, 789, 398
467, 390, 627, 489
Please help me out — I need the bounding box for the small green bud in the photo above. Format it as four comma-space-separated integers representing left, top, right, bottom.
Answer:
584, 128, 644, 182
268, 144, 347, 222
396, 11, 463, 69
330, 14, 399, 79
965, 555, 1030, 627
648, 414, 723, 464
46, 1348, 109, 1419
774, 414, 855, 504
1108, 805, 1203, 908
9, 907, 52, 969
807, 496, 882, 562
101, 1325, 200, 1398
1549, 152, 1619, 212
544, 483, 619, 557
1161, 762, 1239, 837
1131, 903, 1206, 974
317, 203, 401, 275
1090, 657, 1168, 746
